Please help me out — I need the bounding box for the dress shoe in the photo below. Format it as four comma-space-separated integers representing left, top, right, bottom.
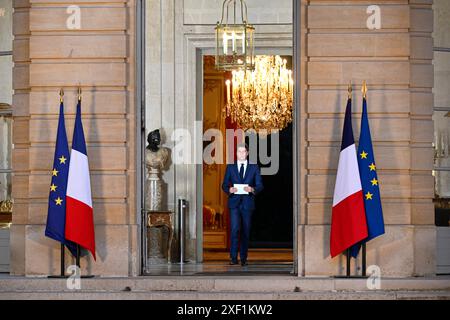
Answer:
241, 260, 248, 266
229, 259, 238, 265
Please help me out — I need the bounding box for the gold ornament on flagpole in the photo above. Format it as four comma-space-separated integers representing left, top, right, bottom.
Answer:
78, 86, 82, 102
59, 88, 64, 103
362, 80, 367, 99
348, 82, 352, 100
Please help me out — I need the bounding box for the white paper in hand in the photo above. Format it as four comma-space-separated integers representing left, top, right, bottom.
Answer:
234, 184, 249, 194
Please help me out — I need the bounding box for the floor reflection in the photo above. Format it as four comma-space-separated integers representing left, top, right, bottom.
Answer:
143, 261, 294, 276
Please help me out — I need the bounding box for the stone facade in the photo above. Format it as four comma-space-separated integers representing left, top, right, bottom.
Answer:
299, 0, 435, 277
9, 0, 436, 277
11, 0, 138, 276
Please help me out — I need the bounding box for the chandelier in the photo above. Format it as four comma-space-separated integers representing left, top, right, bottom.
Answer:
224, 55, 293, 133
215, 0, 255, 71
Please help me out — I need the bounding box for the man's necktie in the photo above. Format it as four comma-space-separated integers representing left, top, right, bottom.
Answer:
239, 163, 245, 180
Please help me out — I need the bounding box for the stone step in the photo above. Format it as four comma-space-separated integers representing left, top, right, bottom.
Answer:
1, 276, 450, 294
0, 290, 449, 300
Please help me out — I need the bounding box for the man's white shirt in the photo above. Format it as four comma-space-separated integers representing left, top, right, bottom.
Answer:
237, 160, 248, 178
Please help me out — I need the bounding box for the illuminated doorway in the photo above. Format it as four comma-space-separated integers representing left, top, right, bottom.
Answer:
201, 56, 293, 264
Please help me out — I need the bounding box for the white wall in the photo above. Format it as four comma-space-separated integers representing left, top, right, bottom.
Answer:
0, 0, 13, 274
183, 0, 292, 25
433, 0, 450, 274
433, 0, 450, 49
433, 0, 450, 198
0, 0, 13, 105
433, 0, 450, 110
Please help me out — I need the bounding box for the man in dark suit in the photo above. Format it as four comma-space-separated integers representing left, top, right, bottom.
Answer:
222, 143, 263, 266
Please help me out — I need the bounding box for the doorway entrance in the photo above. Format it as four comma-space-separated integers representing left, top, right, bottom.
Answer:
139, 0, 300, 275
201, 56, 293, 265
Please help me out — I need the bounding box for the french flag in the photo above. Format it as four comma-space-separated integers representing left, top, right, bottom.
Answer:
65, 99, 96, 260
330, 98, 368, 258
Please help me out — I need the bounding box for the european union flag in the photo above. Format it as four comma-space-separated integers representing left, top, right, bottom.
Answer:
45, 101, 77, 256
350, 97, 385, 258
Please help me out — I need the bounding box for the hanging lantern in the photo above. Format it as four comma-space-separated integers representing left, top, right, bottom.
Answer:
215, 0, 255, 71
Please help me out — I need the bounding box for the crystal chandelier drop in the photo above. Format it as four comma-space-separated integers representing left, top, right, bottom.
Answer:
224, 55, 293, 133
215, 0, 255, 71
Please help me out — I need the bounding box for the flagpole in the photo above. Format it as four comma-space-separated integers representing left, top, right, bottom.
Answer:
72, 87, 95, 278
75, 244, 95, 278
334, 82, 372, 279
362, 80, 367, 99
48, 244, 66, 278
348, 82, 352, 278
348, 81, 352, 100
59, 88, 65, 278
334, 83, 352, 279
75, 87, 81, 271
48, 88, 67, 279
76, 244, 80, 268
361, 81, 368, 278
60, 244, 65, 276
346, 249, 351, 277
362, 243, 367, 277
346, 82, 352, 278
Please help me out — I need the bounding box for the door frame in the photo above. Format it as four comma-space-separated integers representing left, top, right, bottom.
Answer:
136, 0, 301, 275
136, 0, 146, 275
196, 49, 299, 272
197, 47, 296, 267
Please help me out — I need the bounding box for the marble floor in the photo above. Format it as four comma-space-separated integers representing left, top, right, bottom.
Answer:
144, 261, 294, 276
204, 248, 293, 262
145, 248, 295, 275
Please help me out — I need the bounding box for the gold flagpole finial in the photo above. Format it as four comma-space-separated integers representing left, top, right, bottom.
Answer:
347, 82, 352, 100
362, 80, 367, 99
59, 88, 64, 103
78, 86, 82, 102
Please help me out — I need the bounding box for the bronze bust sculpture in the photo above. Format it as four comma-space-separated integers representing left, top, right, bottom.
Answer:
145, 129, 170, 211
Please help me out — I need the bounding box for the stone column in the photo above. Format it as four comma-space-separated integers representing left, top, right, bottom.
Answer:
10, 0, 138, 277
301, 0, 435, 277
410, 0, 436, 276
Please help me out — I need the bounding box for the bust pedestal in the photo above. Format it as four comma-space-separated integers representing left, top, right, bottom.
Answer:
146, 210, 174, 265
145, 168, 163, 211
144, 130, 172, 268
145, 147, 169, 211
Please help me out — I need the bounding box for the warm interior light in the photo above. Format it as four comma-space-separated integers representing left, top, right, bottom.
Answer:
225, 55, 293, 133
